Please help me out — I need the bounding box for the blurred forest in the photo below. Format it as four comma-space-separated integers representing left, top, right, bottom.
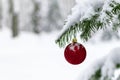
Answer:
0, 0, 75, 37
0, 0, 119, 41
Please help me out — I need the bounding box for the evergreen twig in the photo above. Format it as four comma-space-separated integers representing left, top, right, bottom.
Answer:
56, 0, 120, 47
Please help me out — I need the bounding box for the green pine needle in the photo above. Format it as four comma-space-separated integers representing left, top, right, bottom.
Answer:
116, 64, 120, 68
89, 69, 101, 80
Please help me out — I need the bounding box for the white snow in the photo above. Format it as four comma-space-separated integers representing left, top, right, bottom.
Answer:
0, 28, 120, 80
101, 48, 120, 80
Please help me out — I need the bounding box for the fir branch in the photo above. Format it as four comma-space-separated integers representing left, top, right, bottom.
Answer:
111, 1, 120, 14
56, 0, 120, 47
116, 64, 120, 68
89, 69, 101, 80
55, 23, 80, 47
111, 1, 120, 31
56, 13, 102, 47
80, 14, 103, 41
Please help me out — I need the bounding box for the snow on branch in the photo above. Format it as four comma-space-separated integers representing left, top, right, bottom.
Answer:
79, 47, 120, 80
56, 0, 120, 47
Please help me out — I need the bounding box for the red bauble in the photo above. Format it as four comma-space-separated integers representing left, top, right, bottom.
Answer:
64, 42, 86, 65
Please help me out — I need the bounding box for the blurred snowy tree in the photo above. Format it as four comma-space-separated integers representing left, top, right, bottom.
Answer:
8, 0, 19, 37
45, 0, 63, 32
0, 0, 75, 36
58, 0, 75, 19
18, 0, 34, 32
40, 0, 64, 32
31, 0, 41, 34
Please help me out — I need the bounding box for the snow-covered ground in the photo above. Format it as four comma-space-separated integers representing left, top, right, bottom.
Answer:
0, 28, 120, 80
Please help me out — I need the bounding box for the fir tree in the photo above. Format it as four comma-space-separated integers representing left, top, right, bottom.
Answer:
44, 0, 63, 32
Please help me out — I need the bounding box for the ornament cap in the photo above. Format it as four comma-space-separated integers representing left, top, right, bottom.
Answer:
72, 38, 77, 43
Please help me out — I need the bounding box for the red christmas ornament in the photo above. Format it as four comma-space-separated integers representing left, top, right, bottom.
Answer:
64, 39, 86, 65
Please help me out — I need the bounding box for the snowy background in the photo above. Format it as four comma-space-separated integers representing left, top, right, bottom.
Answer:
0, 0, 120, 80
0, 28, 120, 80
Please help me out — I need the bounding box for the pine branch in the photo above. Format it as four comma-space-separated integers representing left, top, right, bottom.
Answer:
56, 12, 102, 47
116, 64, 120, 68
56, 0, 120, 47
89, 69, 101, 80
89, 64, 120, 80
